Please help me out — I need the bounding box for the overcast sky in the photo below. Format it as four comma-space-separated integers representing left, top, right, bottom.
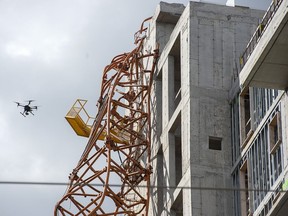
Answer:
0, 0, 269, 215
0, 1, 190, 215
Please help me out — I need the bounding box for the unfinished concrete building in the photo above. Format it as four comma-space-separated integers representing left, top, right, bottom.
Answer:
146, 0, 288, 215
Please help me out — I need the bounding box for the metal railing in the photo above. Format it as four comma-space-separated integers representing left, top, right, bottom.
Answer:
239, 0, 283, 70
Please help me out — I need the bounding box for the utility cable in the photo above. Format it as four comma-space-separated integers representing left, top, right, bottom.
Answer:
0, 181, 286, 193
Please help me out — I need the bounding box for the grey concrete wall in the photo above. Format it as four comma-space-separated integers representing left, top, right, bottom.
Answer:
148, 1, 265, 216
187, 2, 264, 215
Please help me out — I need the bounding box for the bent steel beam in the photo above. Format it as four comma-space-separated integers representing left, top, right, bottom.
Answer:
55, 17, 159, 216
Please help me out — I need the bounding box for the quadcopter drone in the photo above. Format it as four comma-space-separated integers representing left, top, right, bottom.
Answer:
14, 100, 38, 117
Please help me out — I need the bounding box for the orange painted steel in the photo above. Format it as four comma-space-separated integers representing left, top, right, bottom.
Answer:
55, 17, 159, 216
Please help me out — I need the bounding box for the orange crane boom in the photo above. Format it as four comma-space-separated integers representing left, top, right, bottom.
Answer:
55, 17, 159, 216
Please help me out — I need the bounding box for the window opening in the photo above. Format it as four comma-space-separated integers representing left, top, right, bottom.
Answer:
244, 92, 251, 138
157, 147, 164, 214
156, 71, 163, 134
233, 170, 241, 216
240, 160, 251, 216
252, 88, 278, 129
169, 35, 181, 110
231, 96, 240, 164
240, 87, 253, 148
209, 136, 222, 150
171, 190, 183, 216
269, 112, 281, 154
169, 112, 182, 186
175, 134, 182, 184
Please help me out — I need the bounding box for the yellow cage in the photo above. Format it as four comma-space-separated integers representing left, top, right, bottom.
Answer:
65, 99, 130, 144
65, 99, 94, 138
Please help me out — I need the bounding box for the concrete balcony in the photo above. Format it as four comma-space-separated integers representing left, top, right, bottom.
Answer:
239, 0, 288, 90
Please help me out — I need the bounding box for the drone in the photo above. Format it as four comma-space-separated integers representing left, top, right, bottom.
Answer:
14, 100, 38, 117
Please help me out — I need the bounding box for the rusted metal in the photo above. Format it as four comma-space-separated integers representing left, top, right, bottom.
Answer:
55, 17, 159, 216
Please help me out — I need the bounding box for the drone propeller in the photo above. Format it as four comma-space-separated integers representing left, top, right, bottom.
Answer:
30, 106, 38, 110
14, 101, 22, 107
25, 100, 35, 105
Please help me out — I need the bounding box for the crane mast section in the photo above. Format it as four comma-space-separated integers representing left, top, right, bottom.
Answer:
55, 17, 159, 216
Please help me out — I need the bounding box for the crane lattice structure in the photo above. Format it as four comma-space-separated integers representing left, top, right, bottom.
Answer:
55, 17, 159, 216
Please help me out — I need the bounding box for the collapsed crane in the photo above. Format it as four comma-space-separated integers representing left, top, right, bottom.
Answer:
54, 17, 159, 216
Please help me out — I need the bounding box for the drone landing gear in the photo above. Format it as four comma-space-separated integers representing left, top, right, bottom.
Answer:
20, 112, 26, 117
20, 111, 34, 117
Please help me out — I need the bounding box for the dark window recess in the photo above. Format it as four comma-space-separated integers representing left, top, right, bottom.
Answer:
209, 137, 222, 150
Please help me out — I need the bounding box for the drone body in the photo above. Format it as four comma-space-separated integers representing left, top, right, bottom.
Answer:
14, 100, 38, 117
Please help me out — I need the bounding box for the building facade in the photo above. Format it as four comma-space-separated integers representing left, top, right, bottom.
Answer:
145, 1, 288, 215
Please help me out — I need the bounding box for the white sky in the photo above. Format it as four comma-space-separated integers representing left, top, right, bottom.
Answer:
0, 0, 268, 215
0, 1, 189, 215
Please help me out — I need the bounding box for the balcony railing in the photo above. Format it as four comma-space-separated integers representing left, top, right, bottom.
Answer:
239, 0, 283, 70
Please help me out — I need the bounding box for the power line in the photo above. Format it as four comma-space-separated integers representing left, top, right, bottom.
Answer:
0, 181, 286, 193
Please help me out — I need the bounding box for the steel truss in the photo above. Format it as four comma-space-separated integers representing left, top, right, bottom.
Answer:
55, 17, 159, 216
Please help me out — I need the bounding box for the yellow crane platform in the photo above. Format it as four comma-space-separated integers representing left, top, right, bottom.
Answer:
65, 99, 94, 138
65, 99, 129, 144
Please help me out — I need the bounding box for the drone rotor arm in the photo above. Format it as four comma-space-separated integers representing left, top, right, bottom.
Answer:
14, 102, 24, 107
26, 100, 35, 105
